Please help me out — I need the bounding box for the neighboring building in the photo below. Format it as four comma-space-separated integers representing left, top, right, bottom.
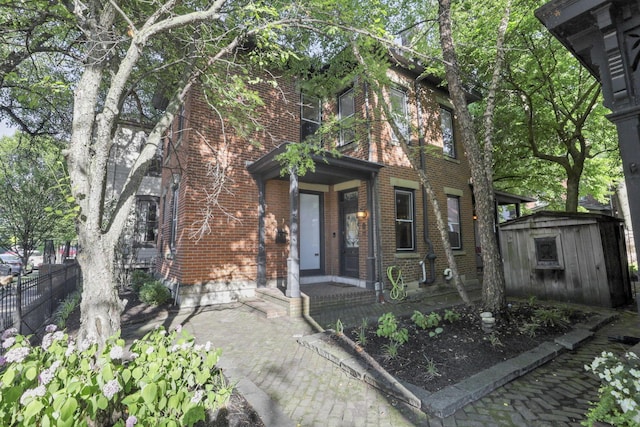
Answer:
106, 123, 162, 270
155, 59, 480, 308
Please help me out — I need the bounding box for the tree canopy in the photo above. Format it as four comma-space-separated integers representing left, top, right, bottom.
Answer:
0, 133, 75, 265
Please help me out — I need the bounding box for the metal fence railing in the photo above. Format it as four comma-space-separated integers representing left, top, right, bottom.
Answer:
0, 262, 80, 336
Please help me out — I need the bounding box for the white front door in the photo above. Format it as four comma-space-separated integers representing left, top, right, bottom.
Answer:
300, 193, 321, 272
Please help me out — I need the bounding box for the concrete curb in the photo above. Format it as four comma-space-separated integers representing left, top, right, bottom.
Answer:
299, 312, 616, 418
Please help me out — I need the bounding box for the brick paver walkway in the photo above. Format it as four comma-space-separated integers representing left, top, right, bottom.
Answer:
123, 302, 640, 427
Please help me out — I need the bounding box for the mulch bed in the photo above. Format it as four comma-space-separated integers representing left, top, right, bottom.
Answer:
342, 301, 594, 392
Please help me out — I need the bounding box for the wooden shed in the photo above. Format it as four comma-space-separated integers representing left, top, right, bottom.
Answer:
499, 211, 632, 308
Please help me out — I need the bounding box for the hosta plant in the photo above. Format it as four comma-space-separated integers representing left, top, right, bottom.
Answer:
0, 324, 232, 427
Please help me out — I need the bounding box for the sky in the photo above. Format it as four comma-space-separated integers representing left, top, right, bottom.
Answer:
0, 120, 16, 137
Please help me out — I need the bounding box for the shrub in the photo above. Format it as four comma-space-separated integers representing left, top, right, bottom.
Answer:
0, 325, 232, 426
138, 280, 171, 306
131, 270, 153, 293
584, 351, 640, 426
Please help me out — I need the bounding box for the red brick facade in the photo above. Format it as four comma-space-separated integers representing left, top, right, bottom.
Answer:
156, 65, 479, 305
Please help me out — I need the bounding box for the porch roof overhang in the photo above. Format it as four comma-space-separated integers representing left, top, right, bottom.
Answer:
246, 143, 384, 185
495, 190, 536, 206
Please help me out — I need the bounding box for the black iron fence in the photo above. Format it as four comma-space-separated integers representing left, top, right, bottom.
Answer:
0, 262, 80, 336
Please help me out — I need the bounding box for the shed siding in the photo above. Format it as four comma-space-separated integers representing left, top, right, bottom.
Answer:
500, 212, 630, 308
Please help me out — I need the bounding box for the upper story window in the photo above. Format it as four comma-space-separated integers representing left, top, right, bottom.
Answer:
339, 88, 355, 146
301, 93, 321, 141
390, 87, 409, 142
135, 197, 159, 247
173, 105, 185, 145
395, 188, 415, 251
170, 182, 180, 251
440, 107, 455, 158
447, 195, 461, 249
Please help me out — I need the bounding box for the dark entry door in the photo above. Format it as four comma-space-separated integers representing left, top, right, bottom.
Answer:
340, 191, 359, 277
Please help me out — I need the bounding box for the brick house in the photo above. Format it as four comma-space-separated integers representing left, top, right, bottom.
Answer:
155, 59, 480, 311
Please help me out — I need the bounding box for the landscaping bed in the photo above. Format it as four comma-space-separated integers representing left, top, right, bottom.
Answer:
341, 300, 594, 392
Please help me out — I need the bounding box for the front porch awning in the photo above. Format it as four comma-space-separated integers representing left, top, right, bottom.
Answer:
247, 143, 384, 184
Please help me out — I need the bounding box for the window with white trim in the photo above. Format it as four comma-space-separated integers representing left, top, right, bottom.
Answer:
395, 188, 415, 251
301, 93, 321, 141
170, 184, 179, 250
441, 107, 455, 158
135, 197, 159, 247
339, 88, 355, 146
390, 87, 409, 142
447, 195, 461, 249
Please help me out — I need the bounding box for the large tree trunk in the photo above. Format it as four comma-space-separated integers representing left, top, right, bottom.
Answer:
438, 0, 507, 313
76, 235, 123, 344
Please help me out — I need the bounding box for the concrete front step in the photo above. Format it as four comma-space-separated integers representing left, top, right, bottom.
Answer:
243, 297, 288, 319
243, 288, 303, 318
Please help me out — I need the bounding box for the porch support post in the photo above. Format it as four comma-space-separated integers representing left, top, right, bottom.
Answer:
287, 167, 301, 298
366, 174, 377, 289
609, 109, 640, 266
256, 178, 267, 288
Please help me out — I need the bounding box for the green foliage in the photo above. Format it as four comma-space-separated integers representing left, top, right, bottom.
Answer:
0, 325, 232, 426
383, 341, 400, 359
486, 332, 503, 348
411, 310, 441, 330
0, 134, 75, 264
52, 291, 81, 329
444, 309, 461, 323
519, 321, 540, 338
131, 270, 153, 293
428, 327, 444, 338
334, 318, 344, 335
356, 318, 368, 346
423, 356, 440, 379
138, 281, 171, 306
376, 313, 408, 346
584, 351, 640, 426
531, 307, 569, 329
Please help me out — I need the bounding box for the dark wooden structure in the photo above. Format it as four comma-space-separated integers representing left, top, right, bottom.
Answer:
500, 212, 632, 307
536, 0, 640, 276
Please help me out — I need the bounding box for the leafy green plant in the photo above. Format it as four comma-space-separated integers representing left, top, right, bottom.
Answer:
0, 325, 232, 426
334, 318, 344, 335
376, 313, 408, 346
411, 311, 441, 330
428, 327, 444, 338
139, 280, 171, 305
52, 291, 81, 329
131, 270, 153, 293
527, 295, 537, 306
584, 351, 640, 426
444, 309, 461, 323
